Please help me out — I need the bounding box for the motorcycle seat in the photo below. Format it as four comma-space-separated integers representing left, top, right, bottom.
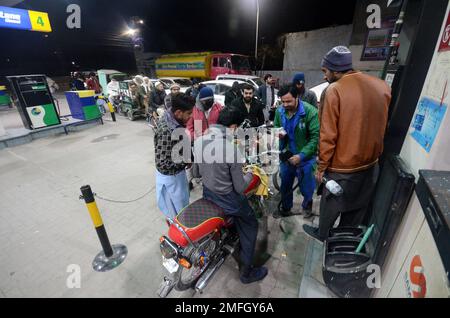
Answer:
176, 198, 225, 229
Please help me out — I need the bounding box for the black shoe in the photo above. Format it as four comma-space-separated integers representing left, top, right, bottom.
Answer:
303, 224, 324, 243
273, 208, 291, 219
240, 265, 268, 284
302, 201, 314, 219
280, 207, 292, 217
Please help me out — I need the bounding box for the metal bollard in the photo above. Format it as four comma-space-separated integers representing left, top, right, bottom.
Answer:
80, 185, 127, 272
106, 100, 117, 122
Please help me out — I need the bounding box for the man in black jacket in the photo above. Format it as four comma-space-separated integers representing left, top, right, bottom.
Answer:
293, 73, 318, 108
224, 81, 243, 107
151, 81, 167, 117
257, 74, 278, 122
231, 84, 265, 128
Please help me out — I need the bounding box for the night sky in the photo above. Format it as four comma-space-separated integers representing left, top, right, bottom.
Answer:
0, 0, 356, 77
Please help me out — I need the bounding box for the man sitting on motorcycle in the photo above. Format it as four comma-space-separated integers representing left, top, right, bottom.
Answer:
192, 107, 268, 284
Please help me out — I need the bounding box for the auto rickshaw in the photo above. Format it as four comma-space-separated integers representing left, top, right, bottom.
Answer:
97, 69, 128, 96
118, 80, 147, 121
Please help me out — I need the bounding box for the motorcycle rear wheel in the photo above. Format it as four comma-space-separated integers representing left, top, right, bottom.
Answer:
175, 265, 202, 291
272, 168, 281, 191
175, 240, 217, 291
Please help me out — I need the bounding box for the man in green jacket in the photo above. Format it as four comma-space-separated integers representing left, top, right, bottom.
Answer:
274, 85, 320, 218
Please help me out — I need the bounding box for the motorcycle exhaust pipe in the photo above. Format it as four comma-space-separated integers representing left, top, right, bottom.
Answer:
195, 255, 226, 293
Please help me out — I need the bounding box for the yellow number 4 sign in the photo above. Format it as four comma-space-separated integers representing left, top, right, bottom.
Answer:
28, 10, 52, 32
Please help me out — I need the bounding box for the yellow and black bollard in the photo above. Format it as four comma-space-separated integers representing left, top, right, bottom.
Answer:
106, 99, 117, 122
96, 95, 116, 122
80, 185, 127, 272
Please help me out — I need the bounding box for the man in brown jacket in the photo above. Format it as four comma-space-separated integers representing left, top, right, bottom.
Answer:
303, 46, 391, 242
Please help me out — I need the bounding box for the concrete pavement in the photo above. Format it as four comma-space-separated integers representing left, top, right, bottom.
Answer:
0, 106, 323, 298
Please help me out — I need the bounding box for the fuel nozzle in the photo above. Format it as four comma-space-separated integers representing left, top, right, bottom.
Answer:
322, 176, 344, 196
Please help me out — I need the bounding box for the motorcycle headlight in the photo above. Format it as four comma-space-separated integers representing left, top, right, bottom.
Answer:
159, 236, 178, 259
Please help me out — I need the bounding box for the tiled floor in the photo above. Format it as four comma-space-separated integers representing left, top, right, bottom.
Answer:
0, 98, 328, 298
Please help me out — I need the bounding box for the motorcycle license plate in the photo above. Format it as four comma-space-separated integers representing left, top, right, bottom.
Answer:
162, 256, 179, 273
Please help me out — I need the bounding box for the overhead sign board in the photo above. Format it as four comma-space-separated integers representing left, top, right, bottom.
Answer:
0, 6, 51, 32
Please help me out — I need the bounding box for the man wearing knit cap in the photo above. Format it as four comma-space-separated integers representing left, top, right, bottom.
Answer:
164, 83, 182, 111
151, 81, 167, 118
186, 87, 224, 190
185, 79, 201, 99
186, 86, 223, 141
225, 81, 243, 107
292, 73, 317, 108
303, 46, 391, 242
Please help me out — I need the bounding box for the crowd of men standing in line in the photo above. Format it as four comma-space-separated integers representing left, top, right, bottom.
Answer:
66, 46, 392, 284
152, 45, 392, 284
71, 46, 392, 252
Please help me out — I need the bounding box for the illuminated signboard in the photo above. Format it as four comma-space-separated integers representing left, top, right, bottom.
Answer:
0, 6, 51, 32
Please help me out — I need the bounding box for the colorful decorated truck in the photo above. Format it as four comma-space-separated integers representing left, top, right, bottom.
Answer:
155, 52, 251, 80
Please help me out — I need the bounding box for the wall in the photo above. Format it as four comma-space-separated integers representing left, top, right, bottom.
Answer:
375, 0, 450, 298
279, 0, 402, 86
349, 0, 401, 74
282, 25, 353, 87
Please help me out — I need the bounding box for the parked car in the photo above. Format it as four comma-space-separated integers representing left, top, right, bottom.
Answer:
215, 74, 264, 90
200, 79, 246, 105
159, 77, 192, 93
309, 82, 329, 107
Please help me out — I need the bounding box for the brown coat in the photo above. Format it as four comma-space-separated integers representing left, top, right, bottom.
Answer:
318, 71, 391, 174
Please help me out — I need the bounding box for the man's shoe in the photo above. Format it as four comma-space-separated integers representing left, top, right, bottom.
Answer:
302, 201, 314, 219
280, 208, 292, 217
273, 207, 291, 219
303, 224, 324, 243
240, 265, 268, 284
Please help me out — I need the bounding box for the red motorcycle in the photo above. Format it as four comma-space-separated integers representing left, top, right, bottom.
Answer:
157, 155, 282, 297
156, 124, 281, 297
156, 172, 264, 297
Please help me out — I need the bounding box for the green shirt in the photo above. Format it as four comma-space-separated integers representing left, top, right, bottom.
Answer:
273, 102, 320, 161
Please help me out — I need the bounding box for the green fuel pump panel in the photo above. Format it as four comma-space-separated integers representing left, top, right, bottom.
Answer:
7, 75, 60, 130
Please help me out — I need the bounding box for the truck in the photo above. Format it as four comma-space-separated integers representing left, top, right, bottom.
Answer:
155, 52, 251, 80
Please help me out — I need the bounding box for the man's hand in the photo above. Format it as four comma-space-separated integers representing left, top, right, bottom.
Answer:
288, 155, 301, 166
243, 166, 254, 174
316, 170, 324, 183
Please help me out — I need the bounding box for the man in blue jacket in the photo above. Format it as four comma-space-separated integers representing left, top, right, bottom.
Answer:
274, 85, 320, 218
